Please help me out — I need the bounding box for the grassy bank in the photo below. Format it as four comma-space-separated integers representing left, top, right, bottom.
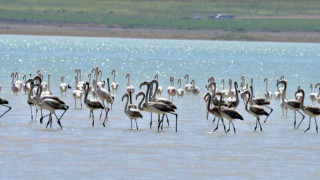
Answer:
0, 0, 320, 32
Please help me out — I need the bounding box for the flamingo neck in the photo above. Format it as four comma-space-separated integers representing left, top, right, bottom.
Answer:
124, 95, 129, 113
137, 93, 145, 111
153, 81, 158, 101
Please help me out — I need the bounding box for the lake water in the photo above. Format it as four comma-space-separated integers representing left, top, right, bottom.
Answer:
0, 35, 320, 179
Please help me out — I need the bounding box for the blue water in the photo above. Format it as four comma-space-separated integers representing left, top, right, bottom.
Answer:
0, 35, 320, 179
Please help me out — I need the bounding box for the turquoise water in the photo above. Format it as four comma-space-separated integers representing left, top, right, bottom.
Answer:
0, 35, 320, 179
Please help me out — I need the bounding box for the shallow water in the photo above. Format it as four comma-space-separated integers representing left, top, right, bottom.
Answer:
0, 35, 320, 179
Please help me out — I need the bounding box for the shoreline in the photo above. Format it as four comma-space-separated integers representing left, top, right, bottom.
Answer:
0, 21, 320, 43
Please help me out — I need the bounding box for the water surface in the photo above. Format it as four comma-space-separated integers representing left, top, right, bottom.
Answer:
0, 35, 320, 179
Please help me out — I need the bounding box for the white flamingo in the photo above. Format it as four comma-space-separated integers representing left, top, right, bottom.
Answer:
60, 76, 70, 97
122, 93, 143, 130
126, 73, 134, 94
309, 83, 318, 104
22, 74, 31, 94
177, 78, 184, 98
184, 74, 192, 94
221, 79, 229, 98
94, 67, 113, 125
72, 75, 83, 109
167, 76, 176, 101
41, 73, 53, 96
154, 74, 163, 96
191, 79, 200, 95
274, 79, 281, 100
111, 70, 119, 93
264, 78, 272, 100
11, 72, 19, 96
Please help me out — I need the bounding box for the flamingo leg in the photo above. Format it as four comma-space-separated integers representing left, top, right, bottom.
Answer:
53, 112, 63, 129
221, 119, 227, 133
30, 105, 33, 121
166, 114, 169, 126
158, 114, 165, 131
304, 117, 311, 133
102, 107, 109, 127
258, 117, 263, 131
264, 106, 273, 123
213, 119, 220, 132
149, 113, 153, 129
0, 105, 11, 118
296, 110, 305, 129
254, 119, 258, 131
315, 117, 318, 133
212, 117, 216, 124
263, 112, 271, 123
167, 112, 178, 132
294, 111, 297, 129
227, 121, 231, 133
35, 106, 38, 122
135, 119, 138, 130
46, 113, 52, 128
91, 111, 95, 127
230, 121, 236, 134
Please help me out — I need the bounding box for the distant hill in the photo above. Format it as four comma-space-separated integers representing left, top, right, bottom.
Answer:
0, 0, 320, 31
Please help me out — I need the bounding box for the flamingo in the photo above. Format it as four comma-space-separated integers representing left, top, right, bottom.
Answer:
60, 76, 71, 97
27, 81, 38, 121
240, 84, 249, 105
229, 79, 236, 97
309, 83, 318, 104
227, 79, 236, 104
191, 79, 200, 95
11, 72, 19, 96
227, 81, 240, 109
250, 81, 273, 122
184, 74, 192, 94
140, 81, 178, 131
0, 97, 11, 118
221, 79, 229, 98
243, 90, 269, 131
94, 67, 112, 126
215, 92, 243, 134
316, 83, 320, 105
96, 70, 105, 88
41, 73, 53, 96
295, 89, 320, 133
167, 76, 176, 101
136, 91, 154, 129
40, 74, 47, 92
150, 80, 177, 127
240, 76, 246, 91
72, 75, 83, 109
122, 93, 143, 130
22, 74, 31, 94
295, 86, 303, 102
177, 78, 184, 98
83, 82, 105, 127
126, 73, 134, 94
111, 70, 119, 93
15, 72, 23, 92
274, 79, 281, 100
204, 92, 226, 133
34, 83, 68, 129
277, 80, 305, 129
32, 76, 67, 124
154, 74, 163, 96
264, 78, 272, 100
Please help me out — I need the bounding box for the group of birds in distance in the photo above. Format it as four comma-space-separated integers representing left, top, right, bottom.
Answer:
1, 67, 320, 134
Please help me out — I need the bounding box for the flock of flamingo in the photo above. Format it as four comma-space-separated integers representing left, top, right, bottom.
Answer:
1, 69, 320, 134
